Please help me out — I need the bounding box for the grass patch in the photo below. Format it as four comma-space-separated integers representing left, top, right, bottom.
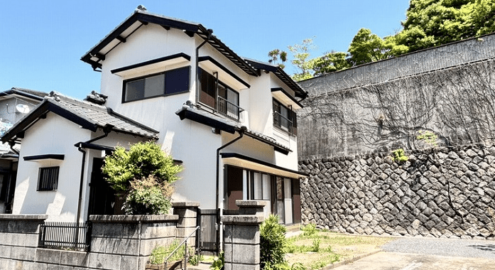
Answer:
285, 230, 394, 269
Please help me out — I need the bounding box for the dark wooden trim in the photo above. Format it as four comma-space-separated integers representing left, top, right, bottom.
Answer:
271, 88, 303, 108
220, 153, 308, 177
116, 36, 126, 43
292, 179, 301, 224
24, 154, 65, 161
198, 56, 250, 89
112, 53, 191, 74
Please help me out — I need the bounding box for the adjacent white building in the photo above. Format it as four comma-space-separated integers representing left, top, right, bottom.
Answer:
2, 9, 308, 225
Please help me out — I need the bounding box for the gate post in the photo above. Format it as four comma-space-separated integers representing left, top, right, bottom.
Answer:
173, 202, 200, 247
222, 200, 266, 270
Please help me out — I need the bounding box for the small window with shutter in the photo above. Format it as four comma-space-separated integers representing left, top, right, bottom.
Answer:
37, 167, 59, 191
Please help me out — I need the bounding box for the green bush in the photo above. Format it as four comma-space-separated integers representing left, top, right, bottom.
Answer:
102, 141, 182, 214
301, 223, 317, 237
149, 240, 193, 264
392, 148, 408, 163
210, 251, 224, 270
260, 215, 288, 269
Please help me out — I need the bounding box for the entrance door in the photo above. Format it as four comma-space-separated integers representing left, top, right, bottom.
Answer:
87, 158, 116, 216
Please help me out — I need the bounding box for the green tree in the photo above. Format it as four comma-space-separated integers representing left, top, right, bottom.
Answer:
102, 141, 182, 214
289, 38, 316, 81
268, 49, 288, 69
312, 51, 350, 76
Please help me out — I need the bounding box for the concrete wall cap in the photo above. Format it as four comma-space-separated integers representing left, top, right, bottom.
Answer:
172, 201, 200, 208
0, 214, 48, 221
236, 200, 268, 207
89, 214, 179, 223
222, 215, 265, 225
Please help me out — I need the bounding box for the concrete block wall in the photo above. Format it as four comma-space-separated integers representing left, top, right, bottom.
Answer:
0, 215, 46, 269
222, 200, 265, 270
0, 203, 202, 270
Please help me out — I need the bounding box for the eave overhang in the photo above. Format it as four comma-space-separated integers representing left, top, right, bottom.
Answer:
111, 53, 191, 77
221, 153, 307, 178
24, 154, 65, 162
271, 88, 303, 110
244, 59, 308, 99
199, 56, 250, 90
81, 11, 258, 77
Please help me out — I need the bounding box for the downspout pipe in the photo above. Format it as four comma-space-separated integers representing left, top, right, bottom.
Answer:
195, 29, 213, 104
74, 125, 113, 224
215, 126, 246, 252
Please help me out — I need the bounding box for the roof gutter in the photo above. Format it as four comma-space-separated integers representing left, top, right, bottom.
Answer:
215, 126, 246, 252
195, 29, 213, 104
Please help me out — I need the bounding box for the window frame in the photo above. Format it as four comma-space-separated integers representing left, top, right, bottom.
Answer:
121, 66, 191, 103
198, 68, 241, 121
273, 98, 297, 136
37, 166, 60, 191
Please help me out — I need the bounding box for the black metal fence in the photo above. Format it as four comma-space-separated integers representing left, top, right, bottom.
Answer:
38, 222, 92, 251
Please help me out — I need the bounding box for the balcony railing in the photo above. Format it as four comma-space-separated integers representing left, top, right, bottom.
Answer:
38, 222, 92, 251
217, 96, 243, 121
273, 112, 297, 135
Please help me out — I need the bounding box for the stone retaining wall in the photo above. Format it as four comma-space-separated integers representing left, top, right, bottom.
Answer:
299, 144, 495, 239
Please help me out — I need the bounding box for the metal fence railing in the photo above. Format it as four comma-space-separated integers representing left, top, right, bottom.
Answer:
217, 96, 243, 121
38, 222, 92, 251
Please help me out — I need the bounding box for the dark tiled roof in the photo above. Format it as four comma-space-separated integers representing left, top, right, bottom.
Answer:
0, 87, 48, 101
47, 92, 158, 138
175, 104, 291, 154
1, 92, 158, 142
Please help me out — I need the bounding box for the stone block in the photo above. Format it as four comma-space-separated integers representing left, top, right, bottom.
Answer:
11, 246, 36, 261
173, 208, 197, 219
225, 263, 260, 270
176, 216, 197, 228
224, 224, 259, 245
91, 237, 139, 255
224, 243, 259, 264
120, 256, 149, 270
10, 232, 39, 247
142, 223, 177, 238
88, 253, 121, 269
35, 248, 62, 264
60, 249, 89, 267
91, 223, 139, 238
22, 261, 47, 270
0, 245, 11, 258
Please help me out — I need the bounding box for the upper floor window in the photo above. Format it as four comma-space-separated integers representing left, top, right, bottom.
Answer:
273, 99, 297, 136
198, 68, 242, 120
123, 66, 190, 103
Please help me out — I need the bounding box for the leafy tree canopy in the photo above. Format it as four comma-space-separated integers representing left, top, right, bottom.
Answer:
273, 0, 495, 80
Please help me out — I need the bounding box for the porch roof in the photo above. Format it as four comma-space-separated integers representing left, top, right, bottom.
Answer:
175, 104, 291, 155
221, 152, 308, 178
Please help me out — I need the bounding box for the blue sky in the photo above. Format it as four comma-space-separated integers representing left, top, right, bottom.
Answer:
0, 0, 409, 99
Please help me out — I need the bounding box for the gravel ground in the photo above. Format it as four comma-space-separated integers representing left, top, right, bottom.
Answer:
382, 237, 495, 259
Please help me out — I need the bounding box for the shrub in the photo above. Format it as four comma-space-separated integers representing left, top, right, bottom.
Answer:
102, 141, 182, 214
210, 251, 224, 270
260, 215, 288, 268
149, 239, 193, 264
392, 148, 408, 163
301, 223, 317, 237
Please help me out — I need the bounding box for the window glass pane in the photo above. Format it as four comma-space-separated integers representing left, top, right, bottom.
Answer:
254, 172, 262, 200
125, 79, 145, 102
262, 174, 270, 200
226, 89, 239, 118
218, 84, 227, 115
144, 74, 164, 98
280, 106, 289, 131
165, 67, 190, 95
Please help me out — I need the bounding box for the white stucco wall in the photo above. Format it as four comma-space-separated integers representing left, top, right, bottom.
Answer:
96, 23, 300, 209
13, 113, 92, 221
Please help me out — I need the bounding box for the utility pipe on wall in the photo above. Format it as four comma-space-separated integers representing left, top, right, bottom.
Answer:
215, 126, 246, 251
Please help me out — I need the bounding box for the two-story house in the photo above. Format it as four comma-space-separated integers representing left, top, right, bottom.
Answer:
1, 9, 307, 226
0, 87, 46, 213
